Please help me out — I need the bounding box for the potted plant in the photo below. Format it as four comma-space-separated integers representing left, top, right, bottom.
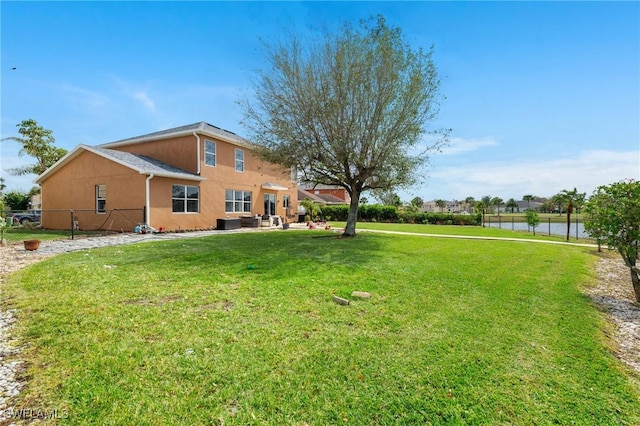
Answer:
23, 239, 41, 251
282, 206, 291, 229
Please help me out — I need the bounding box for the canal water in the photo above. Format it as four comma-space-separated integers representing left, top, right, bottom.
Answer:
484, 217, 589, 239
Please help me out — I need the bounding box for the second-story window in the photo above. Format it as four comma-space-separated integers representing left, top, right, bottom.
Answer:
204, 140, 216, 167
235, 148, 244, 172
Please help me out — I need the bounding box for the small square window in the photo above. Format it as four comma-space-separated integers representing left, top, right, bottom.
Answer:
172, 184, 199, 213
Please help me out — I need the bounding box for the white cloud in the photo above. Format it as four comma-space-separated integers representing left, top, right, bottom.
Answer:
423, 149, 640, 200
58, 83, 112, 113
132, 90, 156, 112
440, 136, 499, 155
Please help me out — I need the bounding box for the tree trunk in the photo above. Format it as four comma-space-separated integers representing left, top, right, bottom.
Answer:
343, 190, 360, 237
565, 202, 573, 241
631, 267, 640, 303
620, 248, 640, 303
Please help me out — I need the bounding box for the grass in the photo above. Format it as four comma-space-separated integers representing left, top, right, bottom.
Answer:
4, 230, 638, 425
331, 221, 593, 244
3, 227, 101, 243
485, 213, 583, 223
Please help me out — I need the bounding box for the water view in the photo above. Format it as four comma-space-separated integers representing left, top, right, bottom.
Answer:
484, 217, 589, 239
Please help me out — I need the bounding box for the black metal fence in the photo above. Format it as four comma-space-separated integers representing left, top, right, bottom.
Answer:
484, 215, 588, 239
2, 209, 144, 244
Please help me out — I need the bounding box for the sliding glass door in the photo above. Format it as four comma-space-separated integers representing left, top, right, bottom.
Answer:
264, 193, 276, 215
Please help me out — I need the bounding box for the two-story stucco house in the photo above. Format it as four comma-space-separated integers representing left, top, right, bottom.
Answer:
35, 122, 297, 231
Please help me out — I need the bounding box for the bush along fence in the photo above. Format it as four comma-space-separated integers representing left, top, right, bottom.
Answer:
2, 208, 144, 244
319, 204, 483, 226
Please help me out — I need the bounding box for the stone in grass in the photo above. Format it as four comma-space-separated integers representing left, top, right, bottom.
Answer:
332, 295, 350, 306
351, 291, 371, 299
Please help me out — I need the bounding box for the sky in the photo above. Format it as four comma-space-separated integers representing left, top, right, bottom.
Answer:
1, 1, 638, 203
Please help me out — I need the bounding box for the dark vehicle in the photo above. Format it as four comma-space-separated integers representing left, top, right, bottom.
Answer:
13, 210, 42, 225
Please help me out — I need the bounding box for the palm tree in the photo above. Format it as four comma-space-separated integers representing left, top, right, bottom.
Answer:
464, 196, 475, 213
506, 198, 518, 213
523, 194, 535, 211
491, 197, 504, 216
1, 119, 67, 176
475, 201, 487, 227
435, 199, 446, 213
481, 195, 492, 213
410, 196, 424, 209
556, 188, 586, 241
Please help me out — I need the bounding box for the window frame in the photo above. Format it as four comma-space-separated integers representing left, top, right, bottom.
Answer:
204, 139, 216, 167
96, 184, 106, 214
235, 148, 244, 172
172, 184, 200, 214
225, 189, 252, 213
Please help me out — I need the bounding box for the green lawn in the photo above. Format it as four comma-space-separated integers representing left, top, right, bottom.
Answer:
3, 227, 102, 244
332, 221, 592, 244
5, 230, 638, 425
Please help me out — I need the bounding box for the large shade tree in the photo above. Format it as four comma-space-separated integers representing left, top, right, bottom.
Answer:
584, 180, 640, 302
242, 16, 447, 236
1, 119, 67, 176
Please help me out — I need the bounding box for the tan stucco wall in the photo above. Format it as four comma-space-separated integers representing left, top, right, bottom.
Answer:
40, 132, 298, 231
130, 134, 297, 231
40, 151, 146, 231
116, 135, 198, 174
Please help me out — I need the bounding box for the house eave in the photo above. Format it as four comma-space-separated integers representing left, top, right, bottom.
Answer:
99, 129, 255, 150
141, 171, 206, 181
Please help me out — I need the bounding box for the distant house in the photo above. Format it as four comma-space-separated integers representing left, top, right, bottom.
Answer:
35, 122, 297, 231
422, 200, 465, 213
298, 184, 351, 205
517, 200, 543, 212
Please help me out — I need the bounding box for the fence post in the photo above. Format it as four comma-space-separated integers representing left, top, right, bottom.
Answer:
70, 210, 75, 240
548, 217, 551, 236
576, 216, 579, 240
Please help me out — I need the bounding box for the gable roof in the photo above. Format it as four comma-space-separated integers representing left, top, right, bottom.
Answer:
99, 121, 253, 149
298, 189, 346, 205
35, 145, 205, 184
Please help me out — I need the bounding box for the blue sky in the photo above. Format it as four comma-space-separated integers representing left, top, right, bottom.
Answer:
1, 1, 638, 202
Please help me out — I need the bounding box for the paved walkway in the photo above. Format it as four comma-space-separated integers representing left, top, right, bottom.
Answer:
11, 224, 597, 257
356, 228, 600, 248
13, 224, 309, 256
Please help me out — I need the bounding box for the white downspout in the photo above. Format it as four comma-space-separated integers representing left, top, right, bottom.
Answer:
193, 131, 201, 174
145, 174, 154, 226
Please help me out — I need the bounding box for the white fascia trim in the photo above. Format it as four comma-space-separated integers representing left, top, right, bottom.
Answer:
140, 171, 206, 181
100, 129, 255, 150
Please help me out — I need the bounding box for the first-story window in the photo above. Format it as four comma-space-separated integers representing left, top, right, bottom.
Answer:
225, 189, 252, 213
172, 184, 200, 213
96, 184, 106, 213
